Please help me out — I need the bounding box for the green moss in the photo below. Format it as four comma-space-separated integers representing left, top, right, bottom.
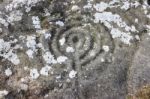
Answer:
47, 0, 52, 4
127, 85, 150, 99
135, 85, 150, 99
126, 95, 133, 99
92, 32, 97, 42
40, 16, 46, 22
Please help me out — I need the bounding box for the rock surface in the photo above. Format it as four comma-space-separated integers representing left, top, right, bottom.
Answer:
0, 0, 150, 99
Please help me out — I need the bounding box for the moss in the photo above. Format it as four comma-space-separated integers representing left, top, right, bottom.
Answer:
40, 17, 50, 29
126, 95, 133, 99
135, 85, 150, 99
127, 85, 150, 99
92, 31, 98, 42
47, 0, 52, 4
40, 16, 46, 22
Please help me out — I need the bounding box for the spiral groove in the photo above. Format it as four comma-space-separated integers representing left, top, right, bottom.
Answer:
49, 24, 114, 69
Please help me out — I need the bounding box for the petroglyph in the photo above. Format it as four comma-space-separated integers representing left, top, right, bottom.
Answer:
0, 0, 150, 99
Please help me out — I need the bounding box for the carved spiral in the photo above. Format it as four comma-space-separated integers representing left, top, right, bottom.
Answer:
49, 24, 114, 69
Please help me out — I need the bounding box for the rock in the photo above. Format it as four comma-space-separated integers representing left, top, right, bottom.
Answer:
0, 0, 150, 99
128, 34, 150, 96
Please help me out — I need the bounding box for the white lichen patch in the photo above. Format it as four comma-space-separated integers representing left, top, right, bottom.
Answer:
85, 0, 140, 12
94, 12, 135, 44
110, 28, 133, 45
44, 31, 51, 39
26, 35, 37, 58
57, 56, 68, 64
0, 17, 9, 27
120, 1, 140, 11
0, 90, 9, 98
102, 45, 110, 52
30, 68, 40, 79
6, 0, 44, 12
43, 51, 57, 64
94, 2, 108, 12
147, 14, 150, 19
56, 21, 64, 27
56, 75, 61, 79
7, 10, 23, 23
135, 35, 140, 41
59, 37, 65, 46
71, 5, 80, 11
135, 18, 138, 23
5, 68, 12, 76
44, 8, 51, 16
36, 29, 51, 39
100, 58, 105, 62
90, 51, 96, 56
40, 65, 52, 76
69, 70, 77, 79
26, 49, 34, 58
20, 83, 28, 91
83, 0, 142, 45
66, 46, 75, 53
32, 16, 41, 29
0, 39, 20, 65
26, 35, 37, 50
94, 12, 137, 32
43, 51, 68, 64
143, 1, 150, 13
121, 1, 130, 10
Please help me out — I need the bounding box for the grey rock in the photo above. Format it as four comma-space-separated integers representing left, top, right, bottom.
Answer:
0, 0, 150, 99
